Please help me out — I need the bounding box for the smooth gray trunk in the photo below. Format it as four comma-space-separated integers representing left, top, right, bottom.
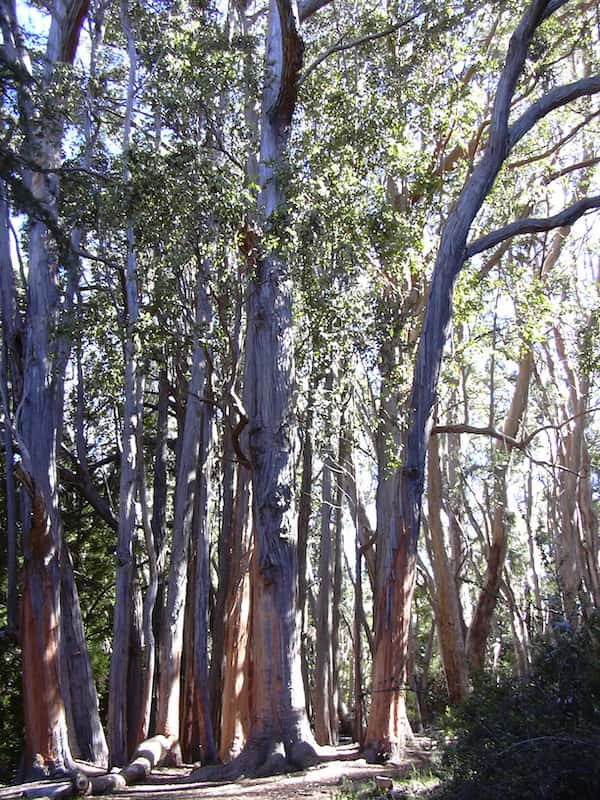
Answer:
315, 371, 336, 745
157, 268, 211, 759
108, 0, 141, 764
427, 433, 469, 702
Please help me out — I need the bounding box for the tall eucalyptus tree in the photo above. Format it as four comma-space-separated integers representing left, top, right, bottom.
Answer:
365, 0, 600, 760
0, 0, 108, 775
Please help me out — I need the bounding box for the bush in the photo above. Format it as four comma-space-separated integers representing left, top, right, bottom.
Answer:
439, 616, 600, 799
0, 640, 23, 783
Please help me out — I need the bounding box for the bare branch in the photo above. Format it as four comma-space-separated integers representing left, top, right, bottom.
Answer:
300, 11, 422, 85
507, 109, 600, 171
433, 406, 600, 454
545, 156, 600, 184
509, 75, 600, 149
431, 423, 520, 448
466, 195, 600, 258
520, 405, 600, 449
298, 0, 332, 22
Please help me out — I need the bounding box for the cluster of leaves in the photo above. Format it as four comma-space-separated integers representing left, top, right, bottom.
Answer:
439, 615, 600, 799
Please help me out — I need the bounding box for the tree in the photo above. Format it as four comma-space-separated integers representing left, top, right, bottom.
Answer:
220, 0, 317, 775
0, 0, 108, 775
365, 0, 600, 760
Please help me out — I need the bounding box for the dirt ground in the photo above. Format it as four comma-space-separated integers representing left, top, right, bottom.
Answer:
130, 741, 436, 800
0, 740, 438, 800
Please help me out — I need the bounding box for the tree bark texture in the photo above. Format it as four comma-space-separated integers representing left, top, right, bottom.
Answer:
426, 433, 469, 703
11, 0, 107, 775
211, 0, 316, 775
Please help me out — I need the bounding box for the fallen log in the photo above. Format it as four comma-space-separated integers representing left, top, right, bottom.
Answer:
0, 780, 72, 800
84, 735, 172, 795
7, 736, 172, 800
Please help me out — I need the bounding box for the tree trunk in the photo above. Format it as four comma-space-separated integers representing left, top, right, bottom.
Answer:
209, 278, 244, 744
219, 466, 252, 761
297, 378, 316, 721
157, 268, 212, 761
59, 546, 108, 766
190, 406, 217, 763
466, 352, 533, 671
0, 189, 21, 635
126, 574, 145, 759
374, 339, 402, 611
315, 371, 336, 746
149, 364, 170, 731
426, 433, 469, 703
202, 0, 317, 777
331, 422, 344, 744
340, 415, 365, 743
11, 0, 93, 776
108, 0, 142, 765
578, 441, 600, 607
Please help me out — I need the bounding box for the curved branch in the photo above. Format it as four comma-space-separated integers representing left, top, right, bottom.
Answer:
299, 11, 422, 85
431, 423, 520, 448
465, 194, 600, 258
509, 75, 600, 149
432, 406, 600, 453
545, 156, 600, 184
298, 0, 331, 22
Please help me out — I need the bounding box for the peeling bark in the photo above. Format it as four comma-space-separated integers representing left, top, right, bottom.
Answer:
9, 0, 102, 775
193, 0, 320, 778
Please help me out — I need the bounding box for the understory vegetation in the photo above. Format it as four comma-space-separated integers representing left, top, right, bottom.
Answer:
439, 616, 600, 799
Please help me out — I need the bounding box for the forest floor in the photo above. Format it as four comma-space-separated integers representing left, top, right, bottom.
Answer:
0, 739, 441, 800
134, 739, 439, 800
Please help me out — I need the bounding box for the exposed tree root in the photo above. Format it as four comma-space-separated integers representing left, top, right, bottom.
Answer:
40, 735, 174, 797
362, 730, 414, 766
14, 780, 75, 800
188, 737, 320, 781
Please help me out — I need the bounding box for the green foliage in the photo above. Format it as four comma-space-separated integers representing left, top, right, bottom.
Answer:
0, 641, 23, 782
580, 305, 600, 376
439, 617, 600, 799
335, 770, 440, 800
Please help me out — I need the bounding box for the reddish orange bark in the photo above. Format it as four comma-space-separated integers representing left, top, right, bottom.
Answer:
22, 495, 74, 774
364, 522, 415, 761
219, 479, 253, 761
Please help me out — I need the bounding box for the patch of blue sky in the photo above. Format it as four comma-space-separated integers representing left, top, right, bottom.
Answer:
16, 0, 50, 46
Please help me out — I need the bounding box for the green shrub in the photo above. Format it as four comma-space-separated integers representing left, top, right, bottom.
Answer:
439, 616, 600, 799
0, 640, 23, 783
